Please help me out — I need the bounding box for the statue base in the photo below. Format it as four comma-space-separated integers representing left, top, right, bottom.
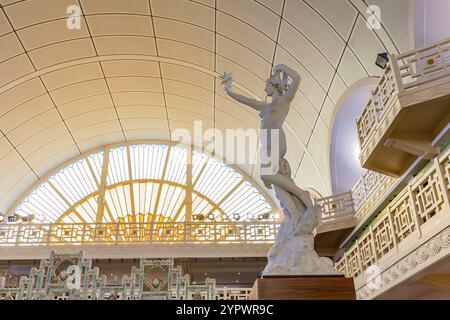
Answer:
249, 275, 356, 300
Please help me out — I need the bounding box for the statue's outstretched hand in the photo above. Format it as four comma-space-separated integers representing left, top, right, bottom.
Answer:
220, 71, 233, 93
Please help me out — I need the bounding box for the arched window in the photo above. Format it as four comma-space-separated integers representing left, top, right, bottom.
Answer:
10, 141, 275, 225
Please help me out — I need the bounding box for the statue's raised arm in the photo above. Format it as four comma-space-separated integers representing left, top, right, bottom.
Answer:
272, 64, 301, 103
219, 72, 266, 112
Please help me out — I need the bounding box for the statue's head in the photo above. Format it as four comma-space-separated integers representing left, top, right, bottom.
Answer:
265, 72, 285, 97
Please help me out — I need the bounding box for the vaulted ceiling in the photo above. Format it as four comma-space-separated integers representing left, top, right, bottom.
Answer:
0, 0, 413, 213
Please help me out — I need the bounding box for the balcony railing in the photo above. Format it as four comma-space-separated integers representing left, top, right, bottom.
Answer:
335, 147, 450, 298
315, 191, 355, 223
351, 170, 397, 220
357, 38, 450, 168
0, 221, 279, 246
216, 287, 252, 300
0, 193, 359, 247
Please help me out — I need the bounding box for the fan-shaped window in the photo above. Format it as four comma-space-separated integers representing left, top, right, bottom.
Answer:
12, 142, 275, 226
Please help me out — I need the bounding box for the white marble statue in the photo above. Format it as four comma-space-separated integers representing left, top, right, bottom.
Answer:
220, 65, 335, 275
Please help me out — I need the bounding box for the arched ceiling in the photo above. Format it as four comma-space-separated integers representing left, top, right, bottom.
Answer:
0, 0, 413, 213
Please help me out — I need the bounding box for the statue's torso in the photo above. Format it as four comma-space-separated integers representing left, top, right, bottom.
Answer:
259, 99, 290, 130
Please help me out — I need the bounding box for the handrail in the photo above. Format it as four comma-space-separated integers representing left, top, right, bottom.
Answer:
356, 37, 450, 154
0, 221, 280, 246
336, 147, 450, 281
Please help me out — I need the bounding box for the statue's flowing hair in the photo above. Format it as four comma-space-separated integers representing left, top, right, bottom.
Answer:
266, 71, 289, 95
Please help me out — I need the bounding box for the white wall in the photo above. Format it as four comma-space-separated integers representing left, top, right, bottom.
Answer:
414, 0, 450, 47
330, 85, 375, 194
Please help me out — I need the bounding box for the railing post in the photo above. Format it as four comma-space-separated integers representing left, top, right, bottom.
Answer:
47, 223, 52, 245
244, 221, 248, 244
390, 54, 404, 93
184, 220, 187, 244
115, 222, 120, 244
434, 157, 450, 210
407, 185, 422, 239
16, 224, 21, 246
387, 207, 399, 254
369, 225, 378, 264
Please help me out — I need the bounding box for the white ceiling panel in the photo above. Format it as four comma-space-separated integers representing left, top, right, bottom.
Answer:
93, 35, 157, 56
107, 77, 162, 93
28, 38, 96, 69
0, 32, 24, 62
0, 8, 12, 36
160, 63, 214, 91
283, 0, 344, 67
0, 94, 53, 133
150, 0, 215, 30
217, 0, 279, 40
101, 60, 160, 78
50, 78, 108, 106
157, 38, 215, 69
0, 0, 413, 211
17, 18, 89, 51
58, 94, 113, 119
112, 92, 165, 107
41, 62, 103, 91
86, 14, 154, 37
80, 0, 150, 15
0, 78, 45, 116
153, 17, 214, 51
117, 105, 167, 119
3, 0, 78, 29
279, 20, 334, 90
216, 11, 274, 62
305, 0, 358, 39
0, 53, 34, 87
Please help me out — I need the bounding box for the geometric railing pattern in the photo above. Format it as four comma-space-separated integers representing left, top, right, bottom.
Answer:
0, 251, 218, 300
356, 37, 450, 165
335, 147, 450, 285
0, 221, 279, 246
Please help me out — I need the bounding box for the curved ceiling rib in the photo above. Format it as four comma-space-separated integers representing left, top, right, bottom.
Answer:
0, 0, 413, 213
11, 141, 275, 224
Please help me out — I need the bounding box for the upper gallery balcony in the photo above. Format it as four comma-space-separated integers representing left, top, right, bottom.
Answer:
357, 38, 450, 177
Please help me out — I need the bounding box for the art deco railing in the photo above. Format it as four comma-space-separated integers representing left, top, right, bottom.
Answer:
0, 195, 359, 247
0, 221, 280, 246
356, 38, 450, 165
351, 170, 397, 220
335, 147, 450, 298
315, 191, 355, 223
216, 287, 252, 300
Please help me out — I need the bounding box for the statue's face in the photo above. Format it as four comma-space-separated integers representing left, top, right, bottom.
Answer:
265, 81, 276, 96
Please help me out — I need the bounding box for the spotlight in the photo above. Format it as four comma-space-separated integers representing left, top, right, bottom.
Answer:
21, 214, 35, 223
233, 213, 240, 221
207, 213, 215, 220
257, 212, 271, 221
375, 52, 389, 69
